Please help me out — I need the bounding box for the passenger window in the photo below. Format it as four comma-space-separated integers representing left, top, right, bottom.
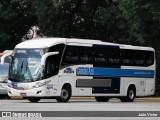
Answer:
79, 47, 93, 64
135, 51, 145, 66
121, 50, 135, 66
62, 46, 79, 65
107, 50, 120, 65
121, 50, 148, 66
145, 51, 154, 66
93, 48, 120, 67
45, 55, 59, 78
94, 48, 106, 66
95, 54, 105, 63
49, 44, 65, 66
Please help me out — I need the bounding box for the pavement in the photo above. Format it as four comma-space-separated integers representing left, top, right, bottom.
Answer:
10, 96, 160, 100
0, 98, 160, 120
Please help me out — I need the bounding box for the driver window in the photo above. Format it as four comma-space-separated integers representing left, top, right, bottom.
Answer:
45, 55, 59, 78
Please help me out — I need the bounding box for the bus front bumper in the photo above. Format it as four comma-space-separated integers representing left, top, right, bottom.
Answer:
8, 86, 60, 97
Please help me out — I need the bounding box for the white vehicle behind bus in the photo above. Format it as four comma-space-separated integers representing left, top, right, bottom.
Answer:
1, 38, 155, 102
0, 51, 12, 99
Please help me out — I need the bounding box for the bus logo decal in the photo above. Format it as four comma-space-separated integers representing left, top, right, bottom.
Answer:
64, 67, 74, 74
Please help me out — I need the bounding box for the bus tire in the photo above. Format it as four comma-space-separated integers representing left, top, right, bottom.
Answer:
28, 97, 41, 102
56, 86, 71, 102
0, 95, 5, 99
120, 86, 136, 102
95, 97, 110, 102
6, 95, 11, 99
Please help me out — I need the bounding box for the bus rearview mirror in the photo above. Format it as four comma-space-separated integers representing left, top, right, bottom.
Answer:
0, 52, 12, 65
41, 52, 59, 66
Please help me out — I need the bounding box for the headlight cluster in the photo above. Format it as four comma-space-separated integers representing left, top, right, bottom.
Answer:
33, 82, 46, 88
32, 80, 51, 88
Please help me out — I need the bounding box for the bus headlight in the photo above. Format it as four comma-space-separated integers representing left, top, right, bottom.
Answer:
33, 82, 46, 88
32, 80, 51, 88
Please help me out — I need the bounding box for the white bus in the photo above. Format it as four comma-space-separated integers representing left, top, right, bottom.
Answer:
2, 38, 155, 102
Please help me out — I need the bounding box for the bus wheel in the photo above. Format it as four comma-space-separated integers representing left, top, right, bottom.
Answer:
28, 97, 41, 102
120, 86, 136, 102
95, 97, 110, 102
56, 86, 71, 102
0, 95, 6, 99
6, 95, 11, 99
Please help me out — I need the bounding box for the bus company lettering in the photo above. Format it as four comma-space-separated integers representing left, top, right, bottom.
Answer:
76, 67, 94, 75
134, 71, 151, 75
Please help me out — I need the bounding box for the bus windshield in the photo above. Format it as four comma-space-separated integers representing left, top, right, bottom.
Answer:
9, 49, 47, 82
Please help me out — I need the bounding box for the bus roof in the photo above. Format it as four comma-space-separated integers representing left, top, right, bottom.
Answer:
15, 37, 154, 51
15, 38, 67, 49
0, 53, 4, 56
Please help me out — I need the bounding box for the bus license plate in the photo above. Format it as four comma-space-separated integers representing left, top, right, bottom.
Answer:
20, 93, 27, 97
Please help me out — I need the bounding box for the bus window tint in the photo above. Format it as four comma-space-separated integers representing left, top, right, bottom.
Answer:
45, 55, 59, 78
94, 49, 106, 65
121, 50, 135, 66
79, 47, 93, 64
48, 44, 65, 66
94, 48, 120, 67
62, 46, 154, 67
145, 51, 154, 66
134, 51, 145, 66
107, 49, 120, 65
121, 50, 154, 67
62, 46, 79, 65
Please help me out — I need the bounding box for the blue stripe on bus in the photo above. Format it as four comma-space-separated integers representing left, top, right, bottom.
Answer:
76, 67, 155, 78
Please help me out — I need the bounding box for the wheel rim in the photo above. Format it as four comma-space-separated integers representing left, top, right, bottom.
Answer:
129, 90, 134, 99
61, 89, 68, 100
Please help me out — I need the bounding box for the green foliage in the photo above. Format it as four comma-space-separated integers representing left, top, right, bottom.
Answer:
0, 0, 36, 50
1, 0, 159, 47
0, 0, 160, 89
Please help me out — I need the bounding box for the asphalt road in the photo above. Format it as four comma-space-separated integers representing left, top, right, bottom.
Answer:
0, 98, 160, 120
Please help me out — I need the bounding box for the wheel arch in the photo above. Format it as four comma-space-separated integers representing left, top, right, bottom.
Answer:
125, 83, 136, 96
61, 83, 72, 96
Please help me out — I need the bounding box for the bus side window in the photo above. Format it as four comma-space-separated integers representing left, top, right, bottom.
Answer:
95, 54, 105, 63
48, 44, 65, 66
134, 51, 145, 66
94, 48, 106, 66
107, 49, 120, 65
79, 47, 93, 64
62, 46, 79, 65
145, 51, 154, 66
121, 50, 134, 66
45, 55, 59, 78
93, 48, 120, 67
68, 53, 78, 64
121, 50, 152, 67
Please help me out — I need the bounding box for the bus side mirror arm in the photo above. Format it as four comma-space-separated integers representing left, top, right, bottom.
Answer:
41, 52, 59, 66
1, 52, 12, 65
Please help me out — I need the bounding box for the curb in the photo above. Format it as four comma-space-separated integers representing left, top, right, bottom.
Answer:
10, 96, 160, 100
137, 97, 160, 100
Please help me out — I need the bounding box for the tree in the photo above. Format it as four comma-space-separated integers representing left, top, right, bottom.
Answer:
0, 0, 36, 51
0, 0, 160, 90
